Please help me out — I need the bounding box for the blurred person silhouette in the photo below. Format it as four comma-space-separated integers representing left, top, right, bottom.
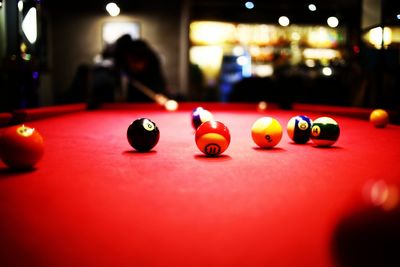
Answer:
87, 34, 169, 108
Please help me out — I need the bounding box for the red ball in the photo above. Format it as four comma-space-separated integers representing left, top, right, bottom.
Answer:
195, 121, 230, 156
0, 125, 45, 169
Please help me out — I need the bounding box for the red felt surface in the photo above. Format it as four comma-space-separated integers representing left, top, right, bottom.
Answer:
1, 103, 400, 267
11, 103, 87, 123
0, 112, 12, 126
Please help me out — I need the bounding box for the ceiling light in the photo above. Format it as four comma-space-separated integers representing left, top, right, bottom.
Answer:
278, 16, 290, 27
308, 4, 317, 11
245, 1, 254, 9
22, 8, 37, 44
106, 2, 120, 17
327, 16, 339, 28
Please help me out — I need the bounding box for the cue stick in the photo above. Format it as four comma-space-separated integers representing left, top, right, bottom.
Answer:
130, 79, 169, 106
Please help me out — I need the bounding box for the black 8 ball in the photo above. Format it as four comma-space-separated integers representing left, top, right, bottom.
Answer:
127, 118, 160, 151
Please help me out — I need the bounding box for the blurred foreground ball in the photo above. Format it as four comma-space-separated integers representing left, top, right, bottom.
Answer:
0, 125, 44, 169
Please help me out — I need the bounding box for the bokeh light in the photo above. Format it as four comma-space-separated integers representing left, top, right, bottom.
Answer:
106, 2, 120, 17
308, 4, 317, 11
278, 16, 290, 27
245, 1, 254, 10
363, 180, 399, 211
327, 16, 339, 28
322, 67, 332, 76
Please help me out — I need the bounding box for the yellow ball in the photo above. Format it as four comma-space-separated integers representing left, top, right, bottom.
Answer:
251, 117, 282, 148
370, 109, 389, 128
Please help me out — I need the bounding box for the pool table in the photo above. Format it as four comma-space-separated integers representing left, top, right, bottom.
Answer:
1, 103, 400, 267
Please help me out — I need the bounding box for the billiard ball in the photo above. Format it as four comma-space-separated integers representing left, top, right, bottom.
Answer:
257, 101, 268, 111
0, 124, 44, 169
127, 118, 160, 151
191, 106, 204, 118
191, 107, 214, 129
287, 115, 313, 144
310, 117, 340, 147
195, 120, 230, 156
370, 109, 389, 128
164, 99, 179, 111
251, 117, 282, 148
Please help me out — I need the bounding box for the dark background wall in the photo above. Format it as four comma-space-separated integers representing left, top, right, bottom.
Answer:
47, 1, 183, 105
